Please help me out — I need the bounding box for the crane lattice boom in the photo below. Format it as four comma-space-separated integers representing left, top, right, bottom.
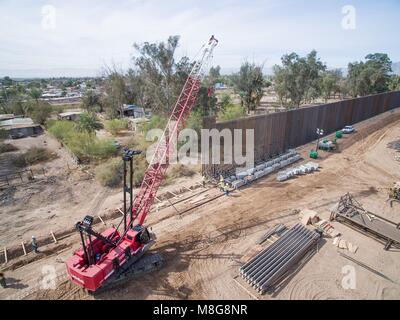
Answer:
132, 36, 218, 227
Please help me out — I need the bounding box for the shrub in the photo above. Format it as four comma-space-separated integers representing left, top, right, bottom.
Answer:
14, 147, 57, 167
95, 155, 148, 187
48, 121, 75, 141
0, 128, 8, 140
186, 109, 203, 133
65, 131, 117, 161
48, 121, 117, 162
140, 115, 168, 133
105, 119, 128, 135
127, 133, 150, 151
217, 103, 246, 122
132, 155, 148, 186
29, 102, 53, 125
0, 143, 18, 154
95, 158, 123, 187
76, 112, 102, 133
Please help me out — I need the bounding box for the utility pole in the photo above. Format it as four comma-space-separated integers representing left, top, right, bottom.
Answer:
316, 128, 324, 152
122, 149, 142, 232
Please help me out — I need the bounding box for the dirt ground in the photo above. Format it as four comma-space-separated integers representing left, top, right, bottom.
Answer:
1, 108, 400, 300
0, 132, 199, 248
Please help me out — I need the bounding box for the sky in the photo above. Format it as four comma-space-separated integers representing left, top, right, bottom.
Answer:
0, 0, 399, 78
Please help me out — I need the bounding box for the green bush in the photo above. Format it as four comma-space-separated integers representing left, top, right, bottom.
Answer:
217, 103, 246, 122
128, 133, 150, 152
95, 155, 148, 187
66, 131, 117, 161
48, 121, 117, 162
0, 128, 8, 140
28, 102, 53, 125
133, 155, 148, 186
48, 121, 75, 141
76, 112, 102, 133
186, 109, 203, 133
105, 119, 128, 135
95, 158, 124, 187
140, 115, 168, 133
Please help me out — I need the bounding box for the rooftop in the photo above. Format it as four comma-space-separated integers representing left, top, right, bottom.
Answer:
0, 117, 39, 130
58, 110, 84, 117
0, 114, 16, 121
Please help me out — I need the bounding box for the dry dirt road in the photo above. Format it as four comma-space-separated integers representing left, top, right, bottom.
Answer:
1, 108, 400, 300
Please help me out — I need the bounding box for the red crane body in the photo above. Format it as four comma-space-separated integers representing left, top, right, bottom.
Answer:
66, 36, 218, 292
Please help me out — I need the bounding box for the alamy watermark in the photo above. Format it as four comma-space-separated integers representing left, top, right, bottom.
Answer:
341, 5, 356, 30
341, 264, 356, 290
145, 122, 255, 174
41, 5, 57, 31
39, 265, 58, 290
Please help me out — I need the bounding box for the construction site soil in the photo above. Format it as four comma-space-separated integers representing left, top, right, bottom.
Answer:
1, 108, 400, 300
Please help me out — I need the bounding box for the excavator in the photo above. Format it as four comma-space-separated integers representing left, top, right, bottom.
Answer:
65, 36, 218, 292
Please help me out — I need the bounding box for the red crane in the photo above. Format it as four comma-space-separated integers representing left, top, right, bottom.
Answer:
66, 36, 218, 292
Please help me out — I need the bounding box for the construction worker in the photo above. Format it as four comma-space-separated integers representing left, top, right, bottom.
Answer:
202, 175, 207, 188
219, 175, 225, 192
0, 272, 6, 288
32, 236, 39, 253
223, 183, 230, 196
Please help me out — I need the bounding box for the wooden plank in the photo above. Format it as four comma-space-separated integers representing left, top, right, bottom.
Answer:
232, 276, 259, 300
21, 242, 27, 256
98, 215, 106, 225
50, 231, 58, 244
3, 247, 7, 264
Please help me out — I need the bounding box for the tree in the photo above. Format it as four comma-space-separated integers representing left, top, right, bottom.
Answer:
231, 62, 265, 113
1, 76, 14, 86
76, 112, 102, 133
321, 69, 343, 102
102, 66, 128, 118
133, 35, 181, 114
29, 88, 42, 103
273, 50, 326, 108
208, 65, 222, 84
82, 90, 102, 112
219, 92, 232, 111
346, 53, 393, 97
29, 102, 52, 125
389, 75, 400, 91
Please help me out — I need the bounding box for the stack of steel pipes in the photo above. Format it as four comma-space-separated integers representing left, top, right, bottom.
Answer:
240, 224, 321, 294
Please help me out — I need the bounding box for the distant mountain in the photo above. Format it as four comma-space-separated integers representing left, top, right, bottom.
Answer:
392, 62, 400, 75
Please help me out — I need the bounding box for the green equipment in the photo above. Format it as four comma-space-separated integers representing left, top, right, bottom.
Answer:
309, 150, 318, 159
318, 139, 335, 151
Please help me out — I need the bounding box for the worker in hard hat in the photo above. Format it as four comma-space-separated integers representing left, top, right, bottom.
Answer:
202, 175, 207, 188
218, 175, 225, 192
0, 272, 7, 288
31, 236, 39, 253
223, 183, 230, 196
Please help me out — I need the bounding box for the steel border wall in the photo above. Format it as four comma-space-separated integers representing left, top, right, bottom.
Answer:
202, 91, 400, 176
